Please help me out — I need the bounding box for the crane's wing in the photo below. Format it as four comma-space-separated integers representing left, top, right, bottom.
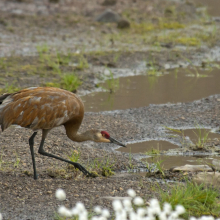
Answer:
0, 87, 84, 131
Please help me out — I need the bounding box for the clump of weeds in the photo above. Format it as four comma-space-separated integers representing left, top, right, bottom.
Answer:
87, 156, 115, 177
145, 147, 160, 156
160, 180, 220, 218
104, 68, 119, 94
191, 125, 210, 150
60, 73, 82, 92
68, 149, 81, 163
126, 147, 136, 172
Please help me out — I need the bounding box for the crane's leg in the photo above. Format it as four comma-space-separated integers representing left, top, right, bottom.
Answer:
29, 132, 38, 180
38, 130, 92, 177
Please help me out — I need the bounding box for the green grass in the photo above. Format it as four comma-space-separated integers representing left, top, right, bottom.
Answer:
104, 68, 119, 93
126, 147, 136, 172
88, 156, 115, 177
0, 82, 20, 94
68, 149, 81, 163
193, 126, 210, 149
60, 74, 82, 92
75, 54, 89, 70
160, 181, 220, 218
13, 152, 20, 168
145, 148, 160, 156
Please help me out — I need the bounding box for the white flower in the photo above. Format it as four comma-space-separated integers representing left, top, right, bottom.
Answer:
129, 211, 137, 220
79, 211, 88, 220
102, 209, 110, 218
150, 198, 160, 208
94, 206, 102, 214
58, 205, 72, 217
175, 205, 185, 215
127, 189, 136, 197
55, 188, 66, 201
123, 199, 132, 211
163, 202, 172, 214
137, 208, 146, 217
76, 202, 85, 213
190, 217, 197, 220
201, 217, 214, 220
71, 207, 79, 215
169, 212, 178, 220
116, 209, 127, 220
149, 198, 161, 214
146, 207, 155, 218
133, 196, 144, 205
112, 200, 123, 212
123, 199, 132, 208
91, 217, 99, 220
0, 213, 2, 220
159, 212, 167, 220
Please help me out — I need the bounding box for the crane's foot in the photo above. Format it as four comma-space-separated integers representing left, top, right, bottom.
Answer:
73, 163, 96, 178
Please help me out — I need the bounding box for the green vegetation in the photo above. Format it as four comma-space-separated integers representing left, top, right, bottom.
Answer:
145, 157, 165, 176
193, 126, 210, 149
13, 152, 20, 168
45, 73, 82, 92
88, 156, 115, 177
145, 147, 160, 156
165, 126, 211, 150
155, 159, 165, 176
68, 149, 81, 163
160, 181, 220, 218
104, 68, 119, 93
60, 74, 82, 92
126, 147, 135, 172
0, 82, 20, 94
0, 45, 88, 93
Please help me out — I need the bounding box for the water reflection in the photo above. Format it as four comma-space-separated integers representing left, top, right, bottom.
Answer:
118, 140, 178, 154
144, 155, 219, 170
83, 67, 220, 112
192, 0, 220, 17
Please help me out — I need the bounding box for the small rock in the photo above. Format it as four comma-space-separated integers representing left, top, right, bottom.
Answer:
95, 9, 121, 23
193, 172, 220, 188
170, 164, 212, 172
49, 0, 59, 3
117, 19, 130, 29
212, 159, 220, 171
101, 0, 117, 6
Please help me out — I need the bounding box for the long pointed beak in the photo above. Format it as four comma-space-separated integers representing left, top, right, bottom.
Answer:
109, 137, 126, 147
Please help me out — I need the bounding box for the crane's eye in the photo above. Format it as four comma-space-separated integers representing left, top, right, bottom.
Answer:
101, 131, 110, 139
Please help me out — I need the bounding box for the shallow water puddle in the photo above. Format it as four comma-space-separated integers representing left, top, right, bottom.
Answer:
192, 0, 220, 17
144, 155, 220, 170
167, 128, 220, 144
83, 67, 220, 112
118, 128, 220, 170
117, 140, 178, 154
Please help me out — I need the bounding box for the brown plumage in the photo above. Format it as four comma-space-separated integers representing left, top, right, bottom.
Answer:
0, 87, 126, 179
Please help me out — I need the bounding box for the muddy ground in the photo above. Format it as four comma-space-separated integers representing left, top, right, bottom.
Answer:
1, 0, 220, 219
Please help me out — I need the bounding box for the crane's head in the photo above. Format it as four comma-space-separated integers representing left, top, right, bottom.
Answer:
93, 130, 126, 147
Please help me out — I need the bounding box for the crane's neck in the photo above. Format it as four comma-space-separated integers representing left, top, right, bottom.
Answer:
67, 130, 92, 142
64, 120, 93, 142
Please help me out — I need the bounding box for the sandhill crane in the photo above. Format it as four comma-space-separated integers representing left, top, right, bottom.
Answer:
0, 87, 126, 179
